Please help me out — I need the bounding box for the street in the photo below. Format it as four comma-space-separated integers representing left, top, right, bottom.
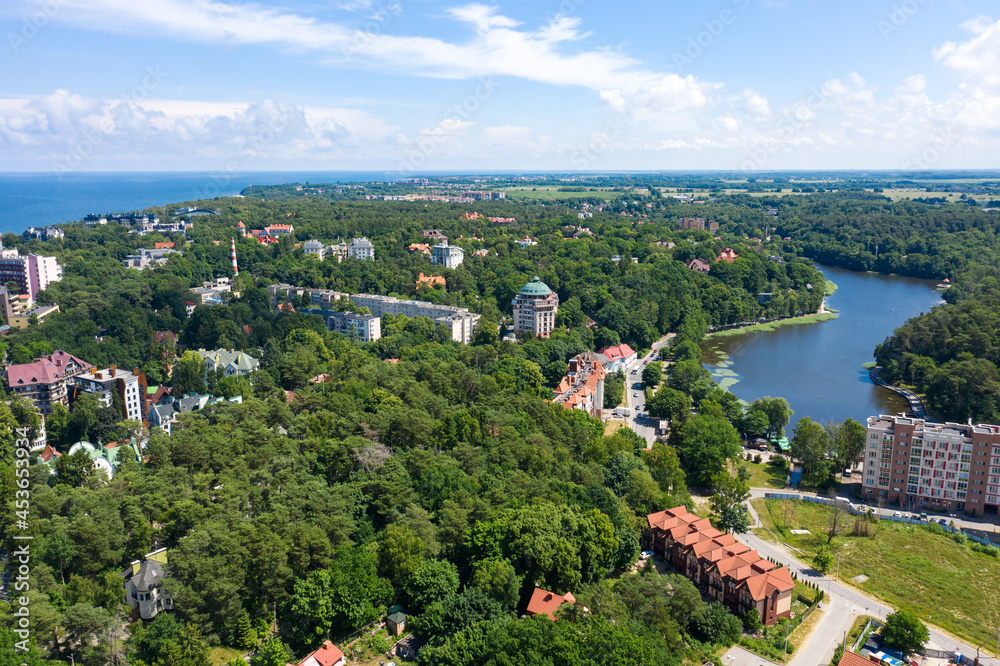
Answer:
621, 333, 674, 447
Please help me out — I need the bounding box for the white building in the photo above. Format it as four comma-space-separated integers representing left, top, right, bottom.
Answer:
347, 237, 375, 261
349, 294, 480, 344
325, 311, 381, 342
123, 549, 174, 621
431, 242, 464, 269
304, 239, 326, 260
197, 349, 259, 377
73, 366, 144, 423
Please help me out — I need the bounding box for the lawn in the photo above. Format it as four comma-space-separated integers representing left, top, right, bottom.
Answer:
604, 419, 627, 436
752, 498, 1000, 649
707, 312, 837, 338
737, 459, 788, 489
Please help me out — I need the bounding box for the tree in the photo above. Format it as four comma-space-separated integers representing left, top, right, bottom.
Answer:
642, 361, 663, 389
710, 469, 752, 534
828, 418, 866, 471
470, 558, 522, 609
378, 524, 425, 590
172, 350, 207, 395
694, 602, 742, 644
646, 385, 690, 423
405, 559, 460, 612
676, 403, 741, 487
751, 396, 793, 438
826, 498, 849, 544
235, 609, 258, 651
790, 417, 831, 485
881, 610, 929, 656
251, 637, 291, 666
812, 545, 833, 573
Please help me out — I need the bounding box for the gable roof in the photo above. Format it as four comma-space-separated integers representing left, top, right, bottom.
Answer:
597, 343, 636, 362
292, 640, 344, 666
526, 587, 576, 620
740, 566, 796, 600
838, 652, 874, 666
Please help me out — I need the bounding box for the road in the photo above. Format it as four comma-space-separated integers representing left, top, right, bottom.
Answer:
621, 333, 674, 447
735, 529, 996, 666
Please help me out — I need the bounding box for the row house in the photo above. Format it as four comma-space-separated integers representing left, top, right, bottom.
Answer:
644, 506, 795, 626
552, 352, 606, 419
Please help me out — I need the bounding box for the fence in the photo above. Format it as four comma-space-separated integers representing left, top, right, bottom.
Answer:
761, 494, 1000, 550
851, 618, 881, 653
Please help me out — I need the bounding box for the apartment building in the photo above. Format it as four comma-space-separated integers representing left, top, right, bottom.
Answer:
324, 311, 381, 342
72, 366, 146, 423
23, 226, 64, 242
0, 244, 62, 298
431, 242, 464, 269
643, 505, 795, 626
349, 294, 479, 344
862, 414, 1000, 516
347, 237, 375, 261
511, 276, 559, 338
4, 350, 92, 415
552, 352, 606, 419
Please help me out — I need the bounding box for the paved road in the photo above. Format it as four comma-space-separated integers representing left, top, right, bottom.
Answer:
735, 530, 997, 666
622, 333, 675, 447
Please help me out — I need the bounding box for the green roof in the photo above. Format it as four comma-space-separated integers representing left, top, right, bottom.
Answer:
520, 276, 552, 296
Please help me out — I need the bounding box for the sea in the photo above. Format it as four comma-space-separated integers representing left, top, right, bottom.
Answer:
0, 171, 401, 236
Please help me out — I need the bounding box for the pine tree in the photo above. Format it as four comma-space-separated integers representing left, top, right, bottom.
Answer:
236, 609, 258, 651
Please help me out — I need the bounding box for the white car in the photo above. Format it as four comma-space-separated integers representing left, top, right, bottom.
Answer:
633, 392, 639, 398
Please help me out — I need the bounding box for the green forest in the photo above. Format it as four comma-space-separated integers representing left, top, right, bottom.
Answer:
1, 173, 998, 664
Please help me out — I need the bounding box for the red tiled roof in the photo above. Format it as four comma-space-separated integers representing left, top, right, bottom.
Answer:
526, 588, 576, 620
4, 350, 91, 388
838, 652, 874, 666
597, 343, 636, 362
39, 444, 61, 462
291, 640, 345, 666
154, 242, 174, 249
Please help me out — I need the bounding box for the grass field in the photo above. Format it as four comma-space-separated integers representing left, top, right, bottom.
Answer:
504, 187, 610, 199
825, 280, 838, 296
753, 498, 1000, 649
739, 459, 788, 489
708, 312, 837, 339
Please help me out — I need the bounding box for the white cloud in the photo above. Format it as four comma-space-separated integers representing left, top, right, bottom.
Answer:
743, 89, 770, 118
715, 116, 739, 132
447, 4, 522, 33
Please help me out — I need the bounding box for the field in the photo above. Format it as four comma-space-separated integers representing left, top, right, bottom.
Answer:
708, 312, 837, 338
504, 186, 611, 199
882, 187, 993, 203
752, 499, 1000, 649
738, 459, 788, 489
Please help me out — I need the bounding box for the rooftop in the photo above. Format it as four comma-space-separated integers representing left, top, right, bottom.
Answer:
519, 276, 552, 296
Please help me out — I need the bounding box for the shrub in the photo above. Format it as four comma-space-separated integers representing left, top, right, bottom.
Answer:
753, 454, 763, 464
768, 455, 787, 468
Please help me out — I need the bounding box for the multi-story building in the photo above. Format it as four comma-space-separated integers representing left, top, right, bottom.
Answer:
123, 548, 174, 621
72, 366, 146, 423
123, 247, 182, 270
23, 226, 65, 242
862, 414, 1000, 515
349, 294, 479, 344
431, 242, 464, 269
347, 237, 375, 261
511, 276, 559, 338
552, 352, 606, 419
597, 343, 637, 373
0, 244, 62, 298
303, 239, 326, 260
324, 311, 382, 342
3, 350, 91, 415
643, 505, 796, 626
327, 242, 348, 262
197, 349, 259, 377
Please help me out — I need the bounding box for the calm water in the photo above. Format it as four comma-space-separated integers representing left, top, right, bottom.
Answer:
0, 171, 399, 235
701, 264, 945, 428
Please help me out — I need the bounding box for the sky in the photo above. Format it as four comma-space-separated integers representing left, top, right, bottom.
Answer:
1, 0, 1000, 173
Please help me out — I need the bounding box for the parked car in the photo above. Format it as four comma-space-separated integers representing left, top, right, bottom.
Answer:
919, 512, 928, 521
939, 518, 948, 525
640, 550, 654, 559
893, 512, 902, 518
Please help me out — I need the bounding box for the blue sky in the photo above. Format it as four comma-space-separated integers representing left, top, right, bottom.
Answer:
2, 0, 999, 172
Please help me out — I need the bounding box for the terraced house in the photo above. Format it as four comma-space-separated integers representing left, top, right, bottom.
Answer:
644, 506, 795, 626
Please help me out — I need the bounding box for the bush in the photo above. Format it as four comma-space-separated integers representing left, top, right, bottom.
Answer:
695, 602, 742, 645
950, 532, 968, 546
768, 455, 787, 468
971, 542, 1000, 557
753, 454, 763, 464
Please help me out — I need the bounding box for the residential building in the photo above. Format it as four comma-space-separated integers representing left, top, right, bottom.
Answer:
197, 349, 259, 377
264, 223, 294, 236
717, 248, 739, 263
324, 311, 381, 342
72, 366, 146, 423
66, 439, 142, 478
123, 548, 174, 621
416, 273, 446, 290
422, 230, 448, 241
23, 226, 64, 241
686, 258, 711, 274
123, 247, 182, 270
511, 276, 559, 338
597, 343, 637, 373
4, 350, 91, 415
643, 505, 795, 626
326, 242, 348, 262
303, 239, 326, 260
190, 287, 224, 306
407, 243, 431, 255
431, 242, 464, 269
347, 237, 375, 261
288, 640, 346, 666
679, 217, 706, 230
861, 414, 1000, 516
526, 588, 577, 620
552, 352, 606, 419
0, 244, 62, 298
7, 303, 59, 329
349, 294, 480, 344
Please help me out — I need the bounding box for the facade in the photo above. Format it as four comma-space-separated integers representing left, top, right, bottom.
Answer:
552, 352, 607, 419
123, 548, 174, 621
416, 273, 446, 290
73, 366, 145, 423
288, 640, 346, 666
597, 343, 637, 373
686, 258, 711, 274
197, 349, 259, 376
123, 247, 182, 270
526, 588, 577, 620
349, 294, 480, 344
7, 304, 59, 330
325, 311, 382, 342
643, 506, 795, 626
4, 350, 91, 415
511, 276, 559, 338
326, 242, 348, 262
23, 226, 64, 241
717, 248, 739, 263
347, 237, 375, 261
0, 245, 62, 298
861, 414, 1000, 515
303, 239, 326, 260
431, 242, 464, 269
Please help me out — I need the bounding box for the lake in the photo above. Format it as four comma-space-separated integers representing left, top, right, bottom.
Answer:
701, 263, 945, 428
